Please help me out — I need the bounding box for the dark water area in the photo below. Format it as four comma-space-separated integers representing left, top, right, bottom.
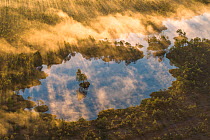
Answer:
16, 12, 210, 121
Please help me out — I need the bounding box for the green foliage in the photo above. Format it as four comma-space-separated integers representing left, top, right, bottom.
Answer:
0, 52, 47, 91
64, 38, 144, 65
79, 82, 90, 88
0, 0, 208, 52
167, 30, 210, 93
0, 92, 37, 112
33, 51, 43, 67
96, 117, 108, 129
1, 30, 210, 140
76, 69, 88, 83
82, 130, 101, 140
194, 0, 210, 4
25, 100, 36, 109
0, 7, 27, 43
147, 35, 171, 51
34, 105, 49, 113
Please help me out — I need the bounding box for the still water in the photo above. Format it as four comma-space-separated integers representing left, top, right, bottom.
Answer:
21, 13, 210, 121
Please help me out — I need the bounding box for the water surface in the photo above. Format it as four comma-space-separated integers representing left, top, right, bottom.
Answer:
21, 13, 210, 121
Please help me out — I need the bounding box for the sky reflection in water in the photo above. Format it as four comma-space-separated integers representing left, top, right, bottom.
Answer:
22, 13, 210, 121
22, 54, 173, 121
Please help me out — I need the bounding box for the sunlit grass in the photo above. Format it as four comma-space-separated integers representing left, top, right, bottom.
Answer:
0, 0, 209, 53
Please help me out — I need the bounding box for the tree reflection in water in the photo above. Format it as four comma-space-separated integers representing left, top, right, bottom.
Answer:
1, 30, 210, 139
76, 69, 90, 101
146, 34, 171, 62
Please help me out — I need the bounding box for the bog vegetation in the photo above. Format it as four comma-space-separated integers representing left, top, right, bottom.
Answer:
0, 0, 209, 53
0, 30, 210, 139
0, 0, 210, 139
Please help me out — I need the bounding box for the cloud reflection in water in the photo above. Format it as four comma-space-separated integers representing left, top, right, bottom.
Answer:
23, 53, 174, 121
22, 12, 210, 121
